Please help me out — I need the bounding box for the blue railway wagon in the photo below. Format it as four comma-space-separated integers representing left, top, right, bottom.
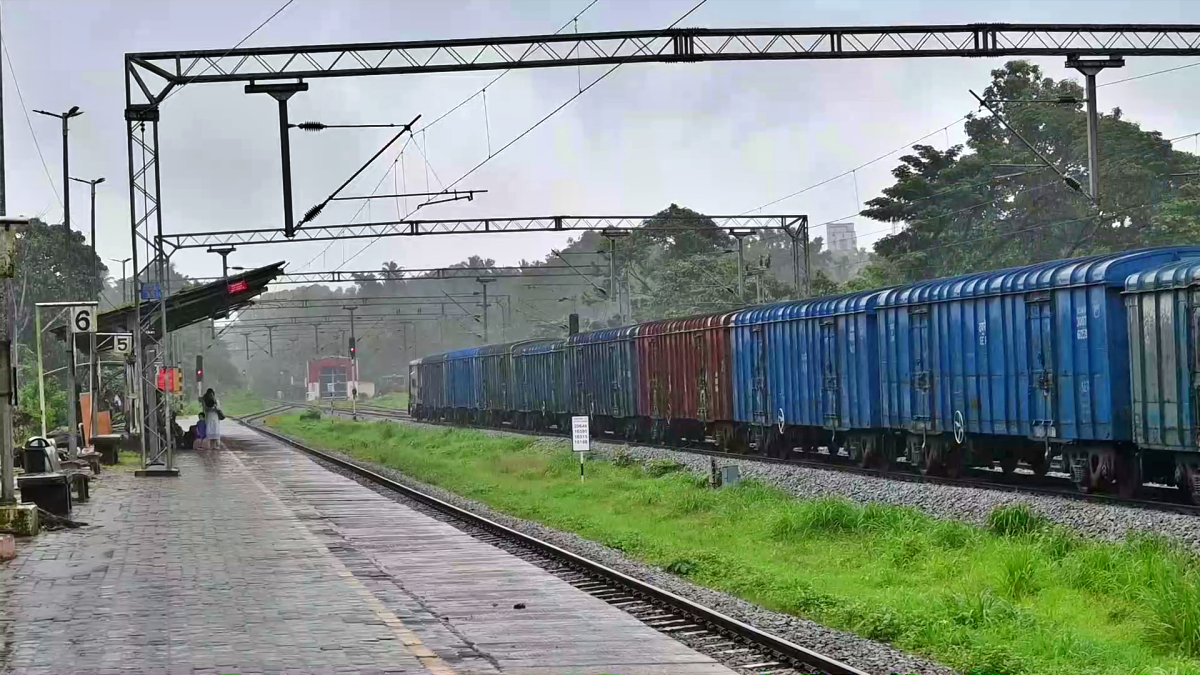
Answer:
568, 326, 639, 434
729, 291, 883, 460
479, 343, 511, 421
444, 347, 483, 420
409, 354, 447, 419
875, 247, 1200, 491
511, 339, 570, 430
1124, 258, 1200, 502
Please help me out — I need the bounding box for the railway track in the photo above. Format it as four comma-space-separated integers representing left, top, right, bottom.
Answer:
238, 405, 869, 675
264, 399, 1200, 517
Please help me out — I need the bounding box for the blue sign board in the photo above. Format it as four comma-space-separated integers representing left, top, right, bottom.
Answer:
140, 283, 161, 301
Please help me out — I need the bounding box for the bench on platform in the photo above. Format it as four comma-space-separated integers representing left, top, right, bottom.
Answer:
61, 451, 102, 475
92, 434, 124, 465
18, 473, 72, 515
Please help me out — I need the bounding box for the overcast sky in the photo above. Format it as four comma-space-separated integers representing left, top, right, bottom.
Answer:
3, 0, 1199, 283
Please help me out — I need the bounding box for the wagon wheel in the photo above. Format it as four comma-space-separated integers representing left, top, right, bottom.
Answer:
952, 410, 965, 445
999, 454, 1018, 475
1185, 464, 1200, 506
1115, 452, 1142, 499
1027, 451, 1050, 477
856, 438, 879, 469
917, 441, 941, 476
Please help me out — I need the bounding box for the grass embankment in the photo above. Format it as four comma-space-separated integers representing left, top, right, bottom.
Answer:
366, 392, 408, 409
265, 413, 1200, 675
332, 392, 409, 411
219, 389, 268, 417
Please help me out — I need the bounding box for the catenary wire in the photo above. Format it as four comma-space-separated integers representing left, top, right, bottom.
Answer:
0, 6, 62, 209
331, 0, 710, 272
292, 0, 602, 273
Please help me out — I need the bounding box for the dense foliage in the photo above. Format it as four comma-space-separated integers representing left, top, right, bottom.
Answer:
860, 61, 1200, 284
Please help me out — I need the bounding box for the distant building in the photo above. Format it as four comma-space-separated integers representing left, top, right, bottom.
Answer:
827, 222, 857, 253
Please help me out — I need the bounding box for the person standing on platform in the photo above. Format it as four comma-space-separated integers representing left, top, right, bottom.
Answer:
201, 388, 225, 450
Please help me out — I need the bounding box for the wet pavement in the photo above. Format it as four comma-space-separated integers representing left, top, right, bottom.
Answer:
0, 422, 735, 675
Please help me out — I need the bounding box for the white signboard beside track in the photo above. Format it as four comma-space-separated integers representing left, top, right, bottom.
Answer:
110, 333, 133, 355
571, 416, 590, 453
71, 306, 97, 333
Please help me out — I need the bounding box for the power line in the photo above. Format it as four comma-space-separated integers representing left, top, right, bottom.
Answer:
294, 0, 603, 275
1099, 60, 1200, 88
333, 0, 709, 273
0, 7, 61, 209
741, 113, 973, 216
158, 0, 297, 106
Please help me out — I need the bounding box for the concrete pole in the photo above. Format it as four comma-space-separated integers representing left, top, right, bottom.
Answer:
0, 12, 13, 505
35, 307, 45, 437
1066, 56, 1123, 205
61, 115, 70, 240
89, 183, 98, 447
1083, 72, 1101, 200
66, 331, 78, 458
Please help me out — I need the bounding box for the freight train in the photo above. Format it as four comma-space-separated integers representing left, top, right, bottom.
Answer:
409, 247, 1200, 503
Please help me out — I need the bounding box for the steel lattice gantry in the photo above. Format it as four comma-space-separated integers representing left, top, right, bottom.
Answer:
126, 24, 1200, 94
157, 215, 807, 249
122, 22, 1200, 474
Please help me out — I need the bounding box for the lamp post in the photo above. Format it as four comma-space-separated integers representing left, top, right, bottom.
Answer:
68, 176, 104, 292
109, 257, 131, 305
69, 176, 105, 447
33, 106, 82, 241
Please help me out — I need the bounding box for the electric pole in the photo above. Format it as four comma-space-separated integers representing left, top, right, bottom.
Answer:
475, 278, 495, 343
1066, 55, 1124, 203
344, 306, 358, 419
730, 229, 754, 304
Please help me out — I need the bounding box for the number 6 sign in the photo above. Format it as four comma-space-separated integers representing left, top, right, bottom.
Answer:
71, 306, 97, 333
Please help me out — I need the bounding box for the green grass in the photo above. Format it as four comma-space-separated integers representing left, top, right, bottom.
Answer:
219, 389, 268, 417
367, 391, 409, 409
265, 414, 1200, 675
333, 391, 409, 410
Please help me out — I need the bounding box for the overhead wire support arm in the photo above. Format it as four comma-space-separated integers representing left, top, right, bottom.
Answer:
551, 250, 608, 297
440, 290, 482, 324
969, 89, 1095, 205
295, 114, 421, 229
331, 189, 487, 202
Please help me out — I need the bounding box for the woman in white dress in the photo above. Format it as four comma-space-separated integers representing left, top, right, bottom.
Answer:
201, 388, 224, 449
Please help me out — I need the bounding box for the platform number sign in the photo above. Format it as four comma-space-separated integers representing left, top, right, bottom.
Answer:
111, 334, 133, 355
71, 306, 96, 333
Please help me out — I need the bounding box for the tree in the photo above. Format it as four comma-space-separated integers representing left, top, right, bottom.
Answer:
861, 61, 1200, 284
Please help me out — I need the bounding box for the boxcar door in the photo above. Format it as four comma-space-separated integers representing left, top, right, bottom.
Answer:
1191, 290, 1200, 447
695, 333, 710, 423
1027, 292, 1056, 440
909, 306, 932, 431
820, 318, 840, 429
751, 326, 768, 426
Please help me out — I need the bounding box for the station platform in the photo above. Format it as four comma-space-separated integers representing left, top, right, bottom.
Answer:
0, 422, 737, 675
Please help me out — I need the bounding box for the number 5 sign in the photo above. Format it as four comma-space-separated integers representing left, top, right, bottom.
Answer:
111, 334, 132, 355
71, 306, 97, 333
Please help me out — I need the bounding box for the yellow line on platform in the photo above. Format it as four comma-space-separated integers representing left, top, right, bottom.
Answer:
230, 450, 458, 675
